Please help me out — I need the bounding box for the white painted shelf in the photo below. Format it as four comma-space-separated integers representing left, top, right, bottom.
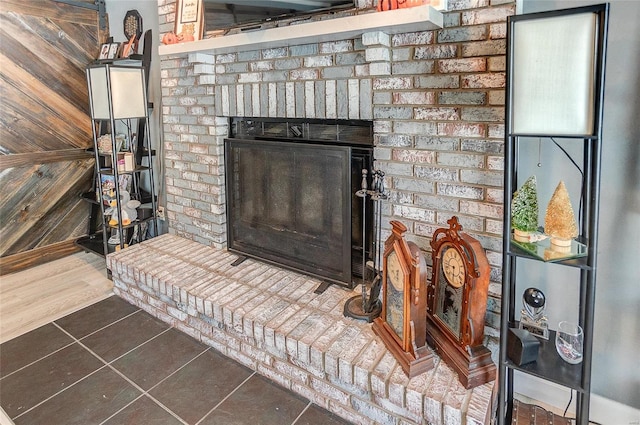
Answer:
159, 5, 443, 56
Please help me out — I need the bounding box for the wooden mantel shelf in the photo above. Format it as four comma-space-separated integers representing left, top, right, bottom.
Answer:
158, 5, 444, 57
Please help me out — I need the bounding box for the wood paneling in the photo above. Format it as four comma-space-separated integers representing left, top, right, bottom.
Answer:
0, 159, 94, 255
0, 0, 104, 269
0, 149, 93, 169
0, 0, 100, 26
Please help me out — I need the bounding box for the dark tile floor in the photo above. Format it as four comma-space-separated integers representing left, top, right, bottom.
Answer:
0, 296, 352, 425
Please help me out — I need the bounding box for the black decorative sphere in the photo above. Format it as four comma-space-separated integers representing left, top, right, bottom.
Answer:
523, 287, 545, 308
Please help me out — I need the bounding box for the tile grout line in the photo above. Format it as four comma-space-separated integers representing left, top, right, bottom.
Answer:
10, 364, 111, 421
4, 299, 351, 425
1, 307, 142, 381
101, 346, 215, 425
0, 340, 76, 381
48, 320, 192, 424
52, 322, 193, 425
291, 401, 314, 425
97, 393, 149, 425
194, 371, 257, 425
6, 307, 147, 420
75, 308, 143, 341
50, 322, 211, 425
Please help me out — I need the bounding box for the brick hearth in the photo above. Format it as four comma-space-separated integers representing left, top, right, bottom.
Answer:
108, 234, 495, 425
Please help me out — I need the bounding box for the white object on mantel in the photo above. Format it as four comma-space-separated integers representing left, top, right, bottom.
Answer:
158, 5, 444, 56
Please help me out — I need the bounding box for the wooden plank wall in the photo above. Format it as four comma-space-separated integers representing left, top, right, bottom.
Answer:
0, 0, 106, 274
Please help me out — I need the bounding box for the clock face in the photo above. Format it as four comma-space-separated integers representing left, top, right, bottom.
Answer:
387, 250, 404, 291
435, 244, 464, 338
385, 250, 405, 341
442, 247, 465, 288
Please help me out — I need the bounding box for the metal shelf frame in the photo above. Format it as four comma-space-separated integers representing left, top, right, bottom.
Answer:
81, 61, 158, 258
498, 4, 609, 424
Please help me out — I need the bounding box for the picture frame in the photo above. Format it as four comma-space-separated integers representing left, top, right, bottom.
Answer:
174, 0, 204, 42
107, 43, 119, 60
98, 43, 110, 60
120, 35, 136, 58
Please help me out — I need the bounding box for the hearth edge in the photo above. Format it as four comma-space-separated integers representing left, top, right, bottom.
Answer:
107, 233, 494, 425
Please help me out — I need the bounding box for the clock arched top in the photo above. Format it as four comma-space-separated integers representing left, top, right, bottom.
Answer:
430, 216, 483, 281
385, 220, 420, 268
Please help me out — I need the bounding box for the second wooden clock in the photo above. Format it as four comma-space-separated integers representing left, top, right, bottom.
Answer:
427, 216, 496, 388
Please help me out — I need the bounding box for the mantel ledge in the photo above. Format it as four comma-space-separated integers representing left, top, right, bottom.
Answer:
158, 5, 443, 57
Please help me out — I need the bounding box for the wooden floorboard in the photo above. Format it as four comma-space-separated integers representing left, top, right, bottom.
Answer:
0, 251, 113, 343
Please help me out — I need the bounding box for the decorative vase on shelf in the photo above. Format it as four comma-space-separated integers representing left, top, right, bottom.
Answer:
544, 180, 578, 251
511, 175, 539, 242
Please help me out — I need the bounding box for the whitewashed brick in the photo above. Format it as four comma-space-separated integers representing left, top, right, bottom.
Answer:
235, 84, 245, 116
325, 80, 337, 119
310, 321, 347, 371
362, 31, 391, 47
424, 362, 456, 423
286, 81, 295, 117
111, 237, 498, 425
305, 81, 315, 118
366, 47, 391, 62
368, 62, 391, 75
348, 79, 360, 119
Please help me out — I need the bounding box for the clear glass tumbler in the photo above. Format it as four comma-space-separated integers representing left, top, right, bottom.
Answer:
555, 321, 583, 364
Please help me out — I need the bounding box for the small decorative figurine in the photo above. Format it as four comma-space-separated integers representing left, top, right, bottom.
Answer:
544, 180, 578, 251
162, 32, 178, 45
511, 175, 539, 242
519, 287, 549, 340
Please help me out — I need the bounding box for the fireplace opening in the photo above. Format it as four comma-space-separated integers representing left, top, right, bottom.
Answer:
225, 118, 374, 288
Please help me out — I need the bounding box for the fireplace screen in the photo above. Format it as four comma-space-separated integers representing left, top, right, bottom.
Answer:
225, 138, 354, 286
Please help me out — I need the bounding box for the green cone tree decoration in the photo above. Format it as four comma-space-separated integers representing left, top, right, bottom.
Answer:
511, 175, 539, 233
545, 180, 578, 241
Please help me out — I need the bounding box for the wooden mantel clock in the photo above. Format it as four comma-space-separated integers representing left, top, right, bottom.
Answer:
372, 221, 435, 377
427, 216, 496, 388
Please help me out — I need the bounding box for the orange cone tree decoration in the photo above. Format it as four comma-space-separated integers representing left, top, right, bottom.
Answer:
544, 181, 578, 241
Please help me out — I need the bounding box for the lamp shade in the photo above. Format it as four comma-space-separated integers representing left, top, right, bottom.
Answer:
87, 64, 147, 120
510, 12, 597, 136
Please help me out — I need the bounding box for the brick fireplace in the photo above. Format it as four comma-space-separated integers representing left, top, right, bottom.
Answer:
150, 0, 514, 422
158, 0, 512, 348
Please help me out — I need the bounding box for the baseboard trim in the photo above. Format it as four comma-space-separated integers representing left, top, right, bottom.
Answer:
515, 374, 640, 424
0, 240, 81, 276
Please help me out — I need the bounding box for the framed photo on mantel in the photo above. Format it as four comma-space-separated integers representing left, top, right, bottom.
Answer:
174, 0, 204, 42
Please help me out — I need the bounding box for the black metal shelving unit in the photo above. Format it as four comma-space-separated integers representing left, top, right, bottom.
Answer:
77, 58, 157, 260
498, 4, 609, 425
77, 31, 157, 260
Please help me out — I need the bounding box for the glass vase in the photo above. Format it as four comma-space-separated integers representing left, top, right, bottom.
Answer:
555, 321, 583, 364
